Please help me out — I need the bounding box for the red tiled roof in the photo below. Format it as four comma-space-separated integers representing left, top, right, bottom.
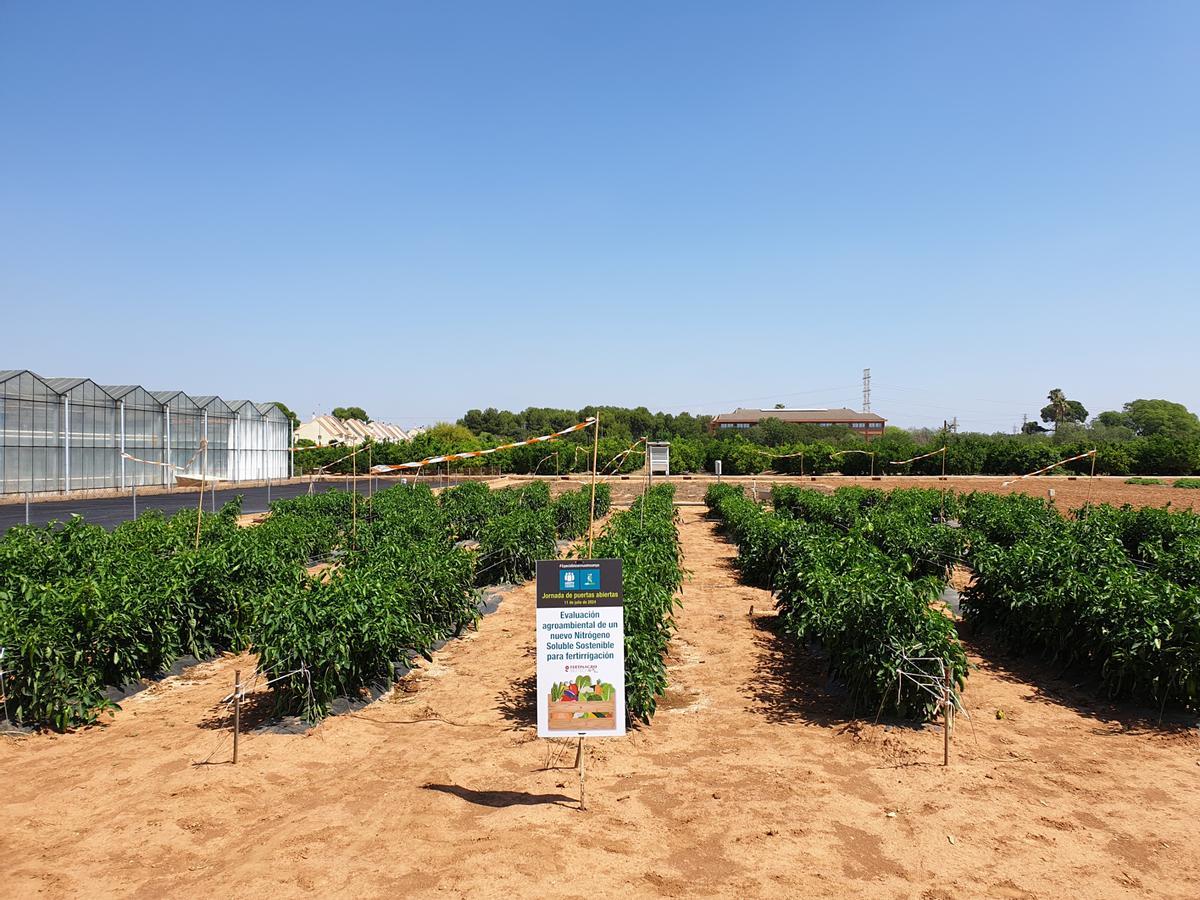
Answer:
712, 407, 885, 425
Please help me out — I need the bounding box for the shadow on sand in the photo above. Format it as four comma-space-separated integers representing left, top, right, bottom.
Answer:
743, 613, 884, 728
422, 783, 575, 808
958, 624, 1197, 736
495, 671, 537, 730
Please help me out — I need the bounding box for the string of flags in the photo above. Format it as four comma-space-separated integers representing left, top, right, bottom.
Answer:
370, 417, 597, 473
1001, 449, 1096, 487
888, 447, 947, 466
120, 438, 207, 472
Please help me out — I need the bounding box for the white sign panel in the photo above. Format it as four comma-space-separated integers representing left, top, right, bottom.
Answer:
535, 559, 626, 738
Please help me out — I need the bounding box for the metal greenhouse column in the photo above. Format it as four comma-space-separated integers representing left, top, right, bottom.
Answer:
63, 395, 70, 492
164, 406, 172, 488
119, 399, 126, 490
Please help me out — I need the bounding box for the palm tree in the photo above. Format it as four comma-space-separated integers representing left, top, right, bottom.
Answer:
1047, 389, 1070, 430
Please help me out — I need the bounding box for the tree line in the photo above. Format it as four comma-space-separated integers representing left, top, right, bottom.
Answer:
291, 396, 1200, 477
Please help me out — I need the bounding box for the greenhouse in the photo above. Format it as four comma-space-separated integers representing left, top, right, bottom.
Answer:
0, 369, 292, 495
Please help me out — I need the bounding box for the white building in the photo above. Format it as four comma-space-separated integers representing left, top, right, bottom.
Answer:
295, 415, 411, 447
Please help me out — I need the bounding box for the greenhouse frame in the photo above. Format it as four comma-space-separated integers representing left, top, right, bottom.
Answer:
0, 370, 292, 495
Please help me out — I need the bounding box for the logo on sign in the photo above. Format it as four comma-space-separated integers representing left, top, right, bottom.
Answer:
560, 567, 600, 591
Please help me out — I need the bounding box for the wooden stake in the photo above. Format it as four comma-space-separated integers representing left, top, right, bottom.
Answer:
577, 736, 586, 810
940, 446, 947, 522
194, 438, 207, 551
587, 412, 600, 557
232, 669, 241, 765
940, 659, 950, 767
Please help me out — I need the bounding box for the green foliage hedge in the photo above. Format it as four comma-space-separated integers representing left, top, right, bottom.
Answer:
298, 427, 1200, 478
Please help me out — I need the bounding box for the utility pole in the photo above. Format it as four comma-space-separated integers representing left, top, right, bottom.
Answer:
862, 368, 871, 413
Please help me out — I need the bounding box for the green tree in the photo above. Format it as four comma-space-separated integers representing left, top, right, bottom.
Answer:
332, 406, 370, 422
1040, 389, 1087, 430
1119, 399, 1199, 439
272, 401, 301, 431
1095, 409, 1133, 430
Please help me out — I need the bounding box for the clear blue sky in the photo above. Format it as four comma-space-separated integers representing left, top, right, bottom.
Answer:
2, 2, 1197, 431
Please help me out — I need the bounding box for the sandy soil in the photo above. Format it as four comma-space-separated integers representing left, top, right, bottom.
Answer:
2, 509, 1199, 898
534, 473, 1200, 512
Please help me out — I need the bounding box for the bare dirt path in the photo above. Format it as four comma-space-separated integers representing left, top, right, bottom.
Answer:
2, 509, 1199, 898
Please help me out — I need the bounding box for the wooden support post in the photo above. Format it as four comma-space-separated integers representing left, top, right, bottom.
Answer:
587, 413, 600, 557
940, 446, 947, 522
941, 659, 951, 767
194, 438, 207, 551
577, 736, 586, 810
232, 669, 241, 765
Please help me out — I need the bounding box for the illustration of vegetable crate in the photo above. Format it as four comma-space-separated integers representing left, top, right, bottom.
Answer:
547, 676, 617, 731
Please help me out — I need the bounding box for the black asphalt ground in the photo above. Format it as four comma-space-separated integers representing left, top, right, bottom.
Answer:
0, 478, 459, 531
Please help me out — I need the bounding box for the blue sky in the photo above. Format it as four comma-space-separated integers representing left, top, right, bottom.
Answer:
2, 2, 1197, 431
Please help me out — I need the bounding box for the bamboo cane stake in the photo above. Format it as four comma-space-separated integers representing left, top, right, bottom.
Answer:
232, 668, 241, 765
578, 736, 587, 810
194, 438, 208, 551
941, 658, 951, 767
587, 412, 600, 557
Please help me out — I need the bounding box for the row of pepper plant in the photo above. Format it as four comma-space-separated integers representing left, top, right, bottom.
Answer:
0, 499, 313, 730
705, 483, 968, 720
590, 484, 684, 723
0, 480, 609, 729
958, 492, 1200, 706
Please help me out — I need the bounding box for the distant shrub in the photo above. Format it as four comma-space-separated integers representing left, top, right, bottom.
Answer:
1125, 477, 1165, 486
1173, 478, 1200, 489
